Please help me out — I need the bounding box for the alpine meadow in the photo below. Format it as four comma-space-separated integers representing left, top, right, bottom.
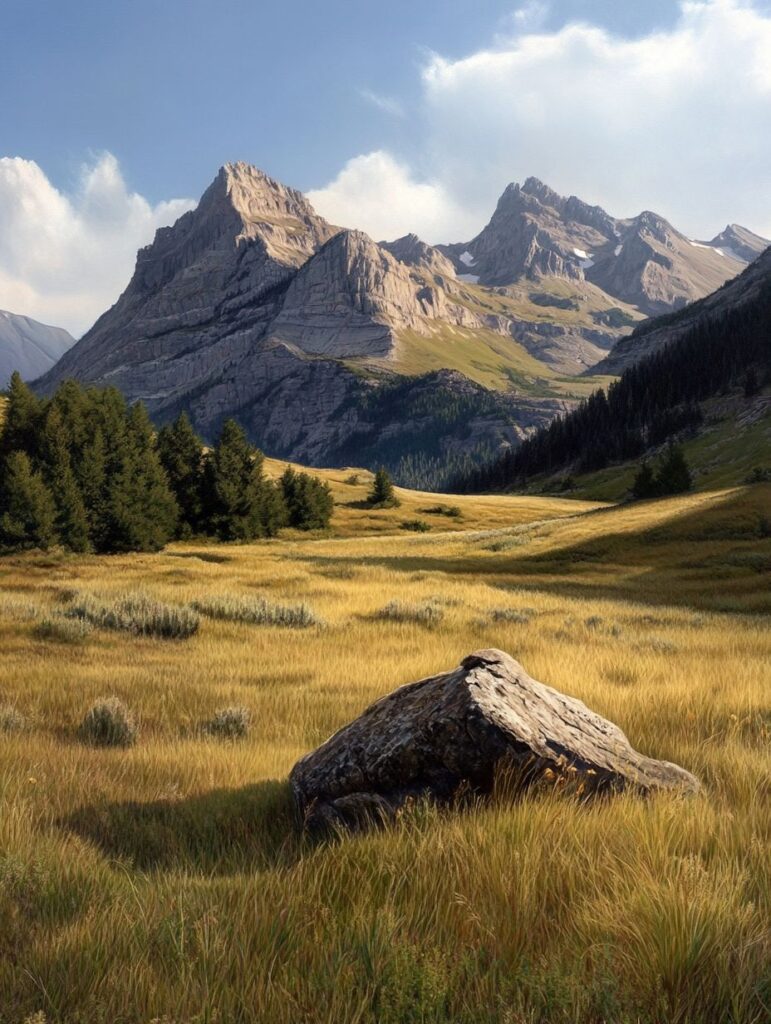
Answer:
1, 1, 771, 1022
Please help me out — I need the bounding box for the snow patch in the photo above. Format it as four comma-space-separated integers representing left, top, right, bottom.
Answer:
614, 244, 623, 256
458, 273, 480, 283
688, 240, 711, 249
572, 248, 589, 259
459, 251, 476, 267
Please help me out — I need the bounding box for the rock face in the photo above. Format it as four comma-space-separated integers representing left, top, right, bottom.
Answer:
290, 649, 699, 832
0, 310, 75, 386
594, 244, 771, 375
440, 178, 767, 317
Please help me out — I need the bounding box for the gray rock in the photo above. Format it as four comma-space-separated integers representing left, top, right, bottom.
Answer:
0, 310, 75, 386
290, 648, 700, 832
439, 177, 767, 317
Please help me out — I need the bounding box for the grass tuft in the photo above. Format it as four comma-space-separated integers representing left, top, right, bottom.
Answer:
203, 705, 251, 740
373, 600, 445, 628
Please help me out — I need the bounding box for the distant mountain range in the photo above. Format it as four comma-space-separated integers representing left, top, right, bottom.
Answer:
32, 162, 768, 484
0, 310, 74, 387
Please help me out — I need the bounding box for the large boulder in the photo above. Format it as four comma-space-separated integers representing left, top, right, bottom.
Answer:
290, 649, 700, 832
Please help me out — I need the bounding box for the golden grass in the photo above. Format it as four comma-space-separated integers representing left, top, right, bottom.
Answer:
0, 485, 769, 1022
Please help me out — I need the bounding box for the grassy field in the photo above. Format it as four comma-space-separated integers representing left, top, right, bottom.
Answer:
0, 483, 769, 1023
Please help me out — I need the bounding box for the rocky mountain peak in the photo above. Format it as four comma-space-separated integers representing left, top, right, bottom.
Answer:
380, 233, 456, 279
520, 176, 566, 211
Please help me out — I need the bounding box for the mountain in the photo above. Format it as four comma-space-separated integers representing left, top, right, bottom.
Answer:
594, 240, 771, 375
35, 163, 575, 484
454, 246, 771, 494
440, 177, 767, 317
0, 310, 75, 386
34, 162, 766, 485
697, 224, 769, 264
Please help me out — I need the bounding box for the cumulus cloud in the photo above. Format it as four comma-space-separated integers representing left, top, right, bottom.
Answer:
307, 151, 478, 242
0, 154, 193, 336
309, 0, 771, 243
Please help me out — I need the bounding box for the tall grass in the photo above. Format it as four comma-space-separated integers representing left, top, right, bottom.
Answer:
65, 591, 200, 639
192, 594, 321, 628
0, 484, 768, 1022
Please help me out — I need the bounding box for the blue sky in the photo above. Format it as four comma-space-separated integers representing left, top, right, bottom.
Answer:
3, 0, 682, 203
2, 0, 770, 333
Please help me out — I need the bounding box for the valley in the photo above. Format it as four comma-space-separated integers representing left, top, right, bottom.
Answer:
0, 481, 768, 1021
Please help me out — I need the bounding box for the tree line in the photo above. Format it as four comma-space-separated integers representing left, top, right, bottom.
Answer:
0, 375, 333, 553
453, 280, 771, 492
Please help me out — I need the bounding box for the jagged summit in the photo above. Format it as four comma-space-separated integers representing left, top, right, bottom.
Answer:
699, 223, 769, 264
439, 177, 763, 315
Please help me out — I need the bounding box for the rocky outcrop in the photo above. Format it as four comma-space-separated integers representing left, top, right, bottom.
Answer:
0, 310, 74, 386
440, 178, 766, 316
291, 648, 700, 832
380, 233, 457, 281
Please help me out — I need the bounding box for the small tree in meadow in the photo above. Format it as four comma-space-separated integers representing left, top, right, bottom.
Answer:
368, 467, 399, 508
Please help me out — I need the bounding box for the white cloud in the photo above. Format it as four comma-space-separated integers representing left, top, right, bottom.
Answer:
359, 89, 405, 118
307, 151, 478, 242
502, 1, 550, 35
0, 153, 193, 336
309, 0, 771, 243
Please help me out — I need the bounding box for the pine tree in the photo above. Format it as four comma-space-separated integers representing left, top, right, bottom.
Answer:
368, 467, 399, 508
205, 419, 270, 541
656, 444, 693, 495
281, 466, 334, 529
157, 413, 204, 536
632, 461, 658, 500
0, 372, 42, 460
41, 405, 91, 552
102, 403, 179, 552
0, 451, 57, 550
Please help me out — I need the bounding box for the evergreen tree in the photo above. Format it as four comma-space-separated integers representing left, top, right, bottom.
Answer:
41, 405, 91, 552
102, 403, 178, 552
0, 451, 57, 549
77, 426, 109, 550
157, 412, 204, 536
281, 466, 334, 529
368, 467, 399, 508
0, 372, 42, 460
656, 443, 693, 495
258, 478, 289, 537
205, 419, 271, 541
744, 367, 759, 398
631, 461, 658, 500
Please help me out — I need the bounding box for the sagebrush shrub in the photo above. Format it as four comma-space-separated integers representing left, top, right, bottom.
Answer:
78, 697, 137, 748
203, 705, 250, 740
374, 601, 444, 628
192, 595, 320, 628
490, 608, 532, 624
33, 616, 92, 644
66, 592, 199, 639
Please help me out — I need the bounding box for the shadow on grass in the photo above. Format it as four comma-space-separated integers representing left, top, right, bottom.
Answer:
168, 550, 233, 564
293, 486, 771, 613
62, 780, 304, 874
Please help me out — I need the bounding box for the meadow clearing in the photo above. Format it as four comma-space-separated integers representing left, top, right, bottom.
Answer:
0, 471, 769, 1024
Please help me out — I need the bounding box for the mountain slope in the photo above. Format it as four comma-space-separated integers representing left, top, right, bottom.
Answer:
440, 177, 767, 317
595, 244, 771, 375
0, 310, 75, 386
456, 247, 771, 494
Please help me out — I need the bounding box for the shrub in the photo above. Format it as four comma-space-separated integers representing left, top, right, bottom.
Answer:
419, 504, 462, 518
32, 616, 93, 644
65, 592, 199, 639
401, 519, 431, 533
490, 608, 532, 624
345, 473, 360, 485
78, 697, 137, 748
203, 706, 250, 740
0, 704, 28, 734
192, 595, 321, 628
374, 601, 444, 628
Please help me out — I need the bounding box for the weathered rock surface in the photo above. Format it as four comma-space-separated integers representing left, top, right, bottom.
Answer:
440, 177, 767, 317
290, 648, 700, 832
